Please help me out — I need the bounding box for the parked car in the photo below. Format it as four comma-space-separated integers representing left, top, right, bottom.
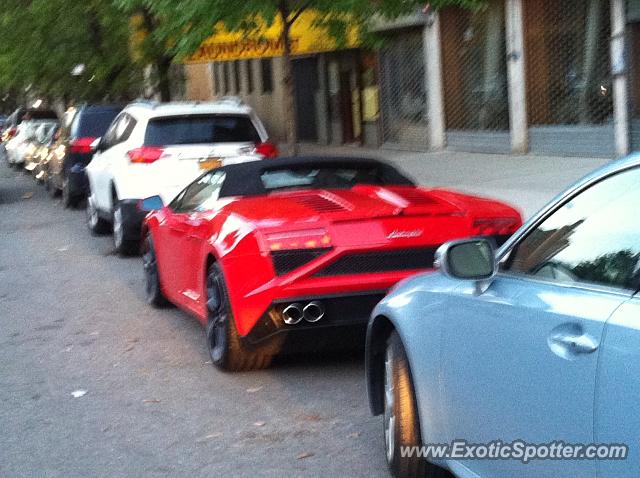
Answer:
1, 108, 57, 163
6, 118, 57, 167
85, 99, 276, 255
366, 154, 640, 478
45, 104, 123, 207
138, 156, 522, 372
24, 122, 59, 179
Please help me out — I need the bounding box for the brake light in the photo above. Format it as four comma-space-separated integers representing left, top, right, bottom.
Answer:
69, 137, 97, 154
265, 229, 332, 251
3, 127, 17, 142
472, 217, 521, 236
254, 141, 278, 158
127, 147, 165, 164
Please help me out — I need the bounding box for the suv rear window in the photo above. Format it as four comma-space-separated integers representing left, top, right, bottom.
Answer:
22, 110, 58, 121
144, 114, 260, 146
73, 109, 122, 138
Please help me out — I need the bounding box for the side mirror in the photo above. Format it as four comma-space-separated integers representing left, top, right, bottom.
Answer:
138, 195, 164, 212
90, 137, 102, 153
435, 238, 496, 282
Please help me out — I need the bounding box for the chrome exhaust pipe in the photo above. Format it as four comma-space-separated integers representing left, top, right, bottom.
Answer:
303, 301, 325, 323
283, 303, 303, 325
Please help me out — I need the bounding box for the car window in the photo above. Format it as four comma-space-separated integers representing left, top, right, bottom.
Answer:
504, 166, 640, 290
144, 115, 260, 146
260, 166, 396, 192
74, 110, 122, 138
101, 113, 135, 150
171, 171, 226, 213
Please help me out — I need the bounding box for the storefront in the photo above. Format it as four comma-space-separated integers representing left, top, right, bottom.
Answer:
377, 21, 429, 150
440, 0, 511, 153
523, 0, 615, 157
184, 12, 368, 146
628, 0, 640, 151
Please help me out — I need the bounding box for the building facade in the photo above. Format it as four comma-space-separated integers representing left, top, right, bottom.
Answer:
184, 0, 639, 158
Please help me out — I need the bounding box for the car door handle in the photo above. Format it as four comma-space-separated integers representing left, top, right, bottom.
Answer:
550, 334, 599, 355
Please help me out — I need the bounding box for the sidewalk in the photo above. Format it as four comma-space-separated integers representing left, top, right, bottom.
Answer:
299, 143, 611, 219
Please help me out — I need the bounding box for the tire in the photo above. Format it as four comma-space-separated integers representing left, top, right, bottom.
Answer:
384, 331, 447, 478
205, 262, 273, 372
46, 174, 60, 198
142, 235, 170, 308
86, 191, 110, 235
113, 200, 139, 256
61, 174, 80, 208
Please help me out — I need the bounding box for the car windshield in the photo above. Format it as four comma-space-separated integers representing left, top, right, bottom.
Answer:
144, 114, 260, 146
260, 166, 396, 192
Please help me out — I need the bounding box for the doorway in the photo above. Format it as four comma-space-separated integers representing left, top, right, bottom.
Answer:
293, 57, 319, 142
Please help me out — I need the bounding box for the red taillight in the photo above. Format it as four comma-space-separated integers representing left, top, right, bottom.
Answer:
472, 218, 521, 237
3, 127, 17, 141
69, 137, 97, 154
254, 141, 278, 158
127, 147, 165, 164
265, 229, 332, 251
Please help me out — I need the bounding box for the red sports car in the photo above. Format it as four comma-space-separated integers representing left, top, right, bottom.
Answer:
140, 156, 522, 371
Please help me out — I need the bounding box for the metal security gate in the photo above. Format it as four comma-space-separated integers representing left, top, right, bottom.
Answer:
629, 0, 640, 151
379, 29, 429, 150
524, 0, 615, 157
440, 0, 511, 153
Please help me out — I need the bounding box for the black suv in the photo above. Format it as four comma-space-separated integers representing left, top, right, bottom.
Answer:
46, 104, 123, 207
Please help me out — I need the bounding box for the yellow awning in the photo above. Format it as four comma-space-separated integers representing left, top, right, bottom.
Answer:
186, 11, 360, 63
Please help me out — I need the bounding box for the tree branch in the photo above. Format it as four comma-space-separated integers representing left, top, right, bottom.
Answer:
286, 1, 312, 26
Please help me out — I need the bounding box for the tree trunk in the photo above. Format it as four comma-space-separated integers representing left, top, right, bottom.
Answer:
279, 2, 298, 155
157, 56, 172, 102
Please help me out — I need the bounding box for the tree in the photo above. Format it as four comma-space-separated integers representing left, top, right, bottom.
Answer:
0, 0, 141, 108
115, 1, 177, 101
124, 0, 485, 153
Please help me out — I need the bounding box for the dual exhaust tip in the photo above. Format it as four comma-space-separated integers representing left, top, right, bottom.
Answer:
283, 301, 325, 325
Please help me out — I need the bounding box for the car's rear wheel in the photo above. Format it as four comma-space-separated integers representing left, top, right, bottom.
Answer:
384, 331, 447, 478
61, 174, 80, 208
113, 200, 139, 256
86, 191, 110, 235
206, 262, 273, 372
142, 235, 170, 307
46, 173, 60, 198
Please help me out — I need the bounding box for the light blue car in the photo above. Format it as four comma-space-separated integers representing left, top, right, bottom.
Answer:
366, 154, 640, 478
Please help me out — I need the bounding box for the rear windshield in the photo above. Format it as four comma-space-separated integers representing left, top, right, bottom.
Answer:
144, 114, 260, 146
261, 166, 400, 192
74, 109, 121, 137
22, 110, 58, 121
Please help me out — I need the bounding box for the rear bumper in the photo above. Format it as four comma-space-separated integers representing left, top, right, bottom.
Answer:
66, 152, 93, 198
68, 163, 88, 197
242, 291, 386, 352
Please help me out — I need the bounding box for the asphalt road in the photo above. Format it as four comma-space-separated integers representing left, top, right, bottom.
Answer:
0, 162, 386, 477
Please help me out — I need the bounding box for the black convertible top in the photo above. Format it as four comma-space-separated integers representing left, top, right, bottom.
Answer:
217, 156, 415, 197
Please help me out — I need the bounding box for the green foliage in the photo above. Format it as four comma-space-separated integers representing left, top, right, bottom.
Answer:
120, 0, 487, 61
0, 0, 141, 107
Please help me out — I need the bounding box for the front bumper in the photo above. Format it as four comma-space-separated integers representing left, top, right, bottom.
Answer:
242, 291, 386, 352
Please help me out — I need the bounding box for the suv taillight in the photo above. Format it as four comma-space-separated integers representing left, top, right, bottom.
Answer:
127, 147, 165, 164
254, 141, 278, 158
2, 127, 17, 142
69, 137, 97, 154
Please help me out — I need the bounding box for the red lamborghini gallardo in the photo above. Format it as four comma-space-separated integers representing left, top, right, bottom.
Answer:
140, 156, 522, 371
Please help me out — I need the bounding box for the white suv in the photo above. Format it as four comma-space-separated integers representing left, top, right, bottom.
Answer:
85, 99, 276, 255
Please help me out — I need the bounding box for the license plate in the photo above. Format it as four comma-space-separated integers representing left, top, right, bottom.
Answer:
198, 158, 222, 170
